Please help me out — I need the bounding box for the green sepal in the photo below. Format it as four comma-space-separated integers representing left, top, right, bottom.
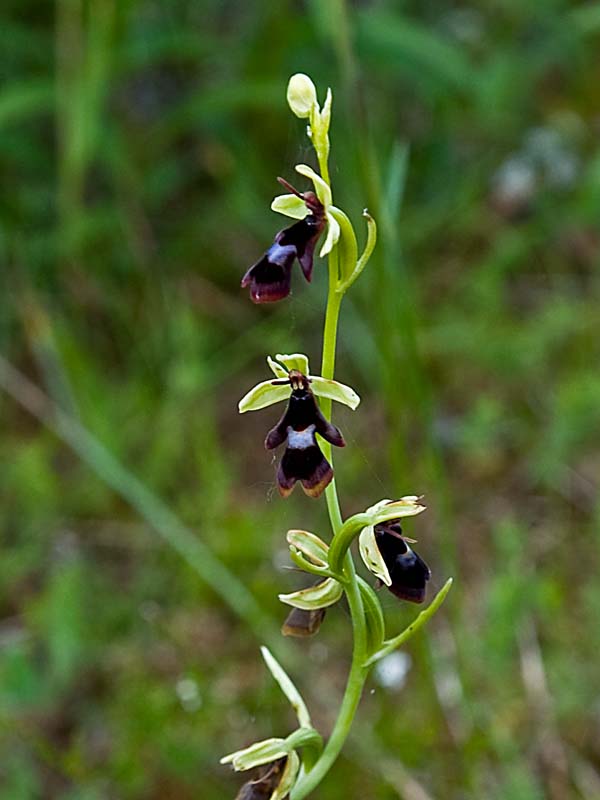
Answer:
271, 193, 308, 220
276, 353, 310, 375
289, 549, 339, 580
310, 375, 360, 410
279, 578, 343, 610
286, 529, 329, 567
238, 380, 290, 413
295, 164, 332, 208
370, 496, 426, 523
220, 737, 289, 771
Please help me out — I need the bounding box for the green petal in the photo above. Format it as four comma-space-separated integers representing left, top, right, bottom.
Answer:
310, 376, 360, 410
286, 529, 329, 567
220, 737, 289, 771
271, 750, 300, 800
279, 578, 343, 610
267, 356, 288, 378
294, 164, 332, 208
359, 525, 392, 586
319, 212, 341, 257
276, 353, 310, 375
271, 193, 308, 220
238, 380, 290, 413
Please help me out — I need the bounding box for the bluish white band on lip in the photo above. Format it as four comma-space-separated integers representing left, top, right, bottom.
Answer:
286, 425, 316, 449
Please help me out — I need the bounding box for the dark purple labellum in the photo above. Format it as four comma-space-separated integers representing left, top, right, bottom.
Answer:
241, 184, 325, 304
234, 757, 287, 800
374, 520, 431, 604
241, 241, 296, 303
265, 370, 344, 498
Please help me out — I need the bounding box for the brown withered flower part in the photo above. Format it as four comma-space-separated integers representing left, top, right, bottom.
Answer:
281, 606, 327, 638
241, 181, 325, 303
234, 757, 287, 800
265, 370, 344, 498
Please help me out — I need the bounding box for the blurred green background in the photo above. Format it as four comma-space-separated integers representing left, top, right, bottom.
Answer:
2, 1, 600, 798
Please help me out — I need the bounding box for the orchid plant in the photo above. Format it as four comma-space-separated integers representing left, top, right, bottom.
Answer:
223, 73, 453, 799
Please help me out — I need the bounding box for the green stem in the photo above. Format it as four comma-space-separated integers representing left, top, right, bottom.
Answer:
291, 198, 370, 800
291, 577, 367, 799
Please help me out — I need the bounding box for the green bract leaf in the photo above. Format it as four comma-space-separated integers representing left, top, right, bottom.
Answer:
272, 750, 300, 800
364, 578, 454, 668
286, 529, 329, 567
220, 737, 289, 771
287, 73, 318, 119
279, 578, 343, 610
337, 210, 377, 293
238, 380, 290, 413
276, 353, 310, 374
359, 524, 392, 586
271, 193, 309, 220
311, 376, 360, 410
328, 206, 358, 283
289, 549, 334, 579
260, 646, 312, 728
295, 164, 332, 208
357, 576, 386, 653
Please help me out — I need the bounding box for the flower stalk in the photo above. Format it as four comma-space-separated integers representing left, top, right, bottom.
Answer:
224, 72, 453, 799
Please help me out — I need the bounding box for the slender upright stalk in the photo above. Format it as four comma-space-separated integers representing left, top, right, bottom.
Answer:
290, 214, 369, 800
229, 73, 452, 800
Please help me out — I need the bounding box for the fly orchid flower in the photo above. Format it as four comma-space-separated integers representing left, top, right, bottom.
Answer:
265, 370, 344, 498
222, 740, 300, 800
280, 529, 342, 636
239, 353, 359, 498
358, 499, 431, 603
241, 179, 326, 303
271, 164, 341, 260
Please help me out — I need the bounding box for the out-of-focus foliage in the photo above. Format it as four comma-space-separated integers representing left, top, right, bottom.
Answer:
1, 1, 600, 798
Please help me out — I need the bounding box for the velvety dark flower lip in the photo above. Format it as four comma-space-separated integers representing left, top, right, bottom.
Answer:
241, 241, 296, 303
241, 180, 325, 303
374, 520, 431, 604
265, 369, 344, 498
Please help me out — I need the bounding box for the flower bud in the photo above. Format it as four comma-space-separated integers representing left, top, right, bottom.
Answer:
287, 73, 318, 118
